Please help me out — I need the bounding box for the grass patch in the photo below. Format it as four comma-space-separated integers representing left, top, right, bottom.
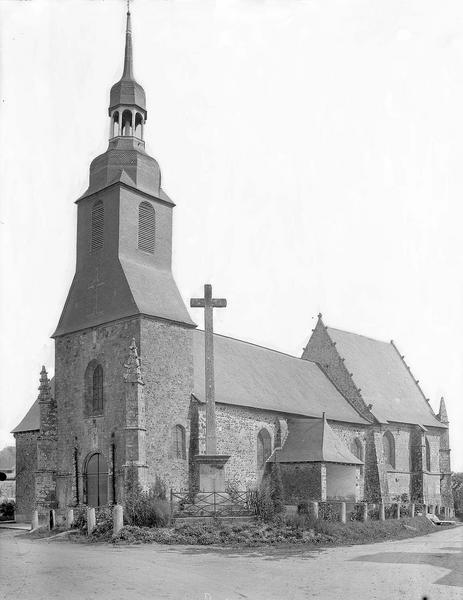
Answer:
106, 516, 444, 547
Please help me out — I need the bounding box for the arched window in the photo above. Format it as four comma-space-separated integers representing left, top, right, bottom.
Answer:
351, 438, 363, 461
257, 428, 272, 469
138, 201, 155, 254
112, 111, 120, 137
135, 112, 143, 138
91, 201, 104, 252
425, 437, 431, 472
173, 424, 186, 459
382, 431, 395, 469
84, 452, 108, 507
92, 365, 104, 414
122, 109, 132, 136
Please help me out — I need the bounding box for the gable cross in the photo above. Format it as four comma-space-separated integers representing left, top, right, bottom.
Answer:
190, 284, 227, 454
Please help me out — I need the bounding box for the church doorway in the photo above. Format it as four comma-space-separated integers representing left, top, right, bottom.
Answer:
85, 453, 108, 507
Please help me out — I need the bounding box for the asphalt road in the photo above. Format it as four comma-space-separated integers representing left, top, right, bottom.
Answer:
0, 526, 462, 600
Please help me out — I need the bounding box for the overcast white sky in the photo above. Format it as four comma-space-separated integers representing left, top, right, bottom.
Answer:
0, 0, 462, 471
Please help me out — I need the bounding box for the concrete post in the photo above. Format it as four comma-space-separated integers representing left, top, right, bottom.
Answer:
362, 502, 368, 522
310, 501, 319, 520
49, 509, 56, 530
31, 510, 39, 531
379, 503, 385, 521
66, 508, 74, 529
396, 503, 400, 520
87, 507, 96, 535
113, 504, 123, 535
340, 502, 346, 524
410, 503, 415, 518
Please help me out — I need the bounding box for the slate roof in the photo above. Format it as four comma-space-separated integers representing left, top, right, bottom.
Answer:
192, 331, 369, 424
11, 378, 54, 434
12, 399, 40, 434
109, 10, 146, 113
326, 327, 444, 429
269, 416, 363, 464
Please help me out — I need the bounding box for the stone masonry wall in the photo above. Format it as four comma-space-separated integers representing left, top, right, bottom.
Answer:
54, 317, 140, 508
196, 403, 368, 496
14, 431, 38, 521
140, 317, 194, 494
280, 463, 323, 503
367, 424, 444, 503
330, 421, 366, 499
212, 403, 278, 489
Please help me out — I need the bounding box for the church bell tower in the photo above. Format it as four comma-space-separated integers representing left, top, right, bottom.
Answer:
54, 9, 194, 336
53, 7, 195, 508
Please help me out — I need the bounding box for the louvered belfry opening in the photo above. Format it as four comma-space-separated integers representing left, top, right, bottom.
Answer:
138, 201, 155, 253
91, 201, 104, 252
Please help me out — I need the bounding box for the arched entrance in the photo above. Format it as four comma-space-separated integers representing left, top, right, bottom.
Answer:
85, 453, 108, 507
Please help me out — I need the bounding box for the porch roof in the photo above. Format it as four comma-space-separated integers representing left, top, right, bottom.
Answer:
269, 415, 363, 465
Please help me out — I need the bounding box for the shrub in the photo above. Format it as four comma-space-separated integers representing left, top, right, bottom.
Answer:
124, 466, 171, 528
349, 503, 364, 522
268, 462, 285, 515
71, 505, 87, 530
452, 472, 463, 519
0, 499, 15, 521
152, 475, 167, 501
247, 481, 274, 522
92, 505, 113, 536
225, 476, 242, 503
349, 502, 378, 521
319, 502, 339, 521
71, 504, 113, 534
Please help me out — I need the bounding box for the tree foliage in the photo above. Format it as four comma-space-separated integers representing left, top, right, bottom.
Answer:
451, 472, 463, 518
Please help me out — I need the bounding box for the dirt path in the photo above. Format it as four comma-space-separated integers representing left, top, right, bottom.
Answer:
0, 526, 462, 599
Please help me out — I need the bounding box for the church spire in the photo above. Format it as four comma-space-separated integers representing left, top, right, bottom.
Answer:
109, 3, 147, 126
122, 6, 134, 80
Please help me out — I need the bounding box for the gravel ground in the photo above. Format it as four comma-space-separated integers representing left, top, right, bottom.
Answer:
0, 524, 462, 599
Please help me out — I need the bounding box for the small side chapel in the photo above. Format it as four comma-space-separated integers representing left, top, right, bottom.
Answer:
13, 7, 452, 522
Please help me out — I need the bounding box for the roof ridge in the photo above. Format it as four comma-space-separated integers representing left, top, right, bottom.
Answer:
327, 325, 391, 345
194, 328, 315, 362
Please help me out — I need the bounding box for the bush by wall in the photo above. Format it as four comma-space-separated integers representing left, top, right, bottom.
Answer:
0, 499, 15, 521
124, 466, 170, 528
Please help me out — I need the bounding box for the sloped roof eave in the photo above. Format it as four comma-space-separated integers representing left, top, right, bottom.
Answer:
193, 330, 370, 425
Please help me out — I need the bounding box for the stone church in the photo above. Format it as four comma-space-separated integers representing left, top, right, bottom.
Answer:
13, 8, 452, 521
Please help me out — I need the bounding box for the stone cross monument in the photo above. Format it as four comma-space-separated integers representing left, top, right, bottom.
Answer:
190, 284, 230, 491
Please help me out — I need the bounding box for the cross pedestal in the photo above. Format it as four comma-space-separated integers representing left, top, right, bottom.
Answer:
190, 284, 230, 492
195, 454, 230, 492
